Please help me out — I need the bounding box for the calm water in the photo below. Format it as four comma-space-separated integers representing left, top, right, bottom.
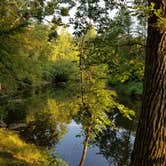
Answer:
0, 85, 139, 166
55, 120, 109, 166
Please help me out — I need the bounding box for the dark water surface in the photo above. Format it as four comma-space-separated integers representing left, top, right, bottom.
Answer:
0, 86, 140, 166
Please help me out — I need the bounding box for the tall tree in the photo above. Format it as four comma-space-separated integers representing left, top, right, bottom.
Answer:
131, 1, 166, 165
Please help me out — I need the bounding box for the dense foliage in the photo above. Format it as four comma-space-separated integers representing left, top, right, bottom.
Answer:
0, 0, 146, 165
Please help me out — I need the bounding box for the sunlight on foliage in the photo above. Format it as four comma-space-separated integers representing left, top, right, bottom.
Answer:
50, 30, 79, 62
0, 128, 67, 166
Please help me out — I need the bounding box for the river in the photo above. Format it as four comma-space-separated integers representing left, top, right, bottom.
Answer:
0, 85, 140, 166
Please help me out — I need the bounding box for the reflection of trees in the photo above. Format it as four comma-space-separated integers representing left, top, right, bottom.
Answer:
21, 99, 68, 147
94, 110, 137, 166
0, 86, 79, 148
2, 102, 27, 124
0, 86, 78, 165
22, 120, 66, 147
95, 128, 133, 166
0, 90, 37, 124
0, 128, 67, 166
21, 86, 80, 147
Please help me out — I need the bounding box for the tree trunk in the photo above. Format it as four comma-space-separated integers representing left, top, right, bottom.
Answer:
131, 0, 166, 166
79, 127, 91, 166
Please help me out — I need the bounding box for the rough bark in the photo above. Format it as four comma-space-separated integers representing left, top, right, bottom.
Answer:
131, 0, 166, 165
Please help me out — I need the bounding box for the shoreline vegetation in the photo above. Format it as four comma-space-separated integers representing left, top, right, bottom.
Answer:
0, 128, 67, 166
0, 1, 152, 165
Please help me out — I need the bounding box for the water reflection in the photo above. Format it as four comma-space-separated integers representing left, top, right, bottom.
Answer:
95, 129, 133, 166
94, 109, 137, 166
55, 109, 137, 166
0, 85, 78, 165
55, 121, 109, 166
0, 85, 140, 166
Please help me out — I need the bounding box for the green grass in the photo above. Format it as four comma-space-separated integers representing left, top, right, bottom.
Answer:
0, 128, 67, 166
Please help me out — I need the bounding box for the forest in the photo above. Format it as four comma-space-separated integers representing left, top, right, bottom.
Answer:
0, 0, 165, 166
